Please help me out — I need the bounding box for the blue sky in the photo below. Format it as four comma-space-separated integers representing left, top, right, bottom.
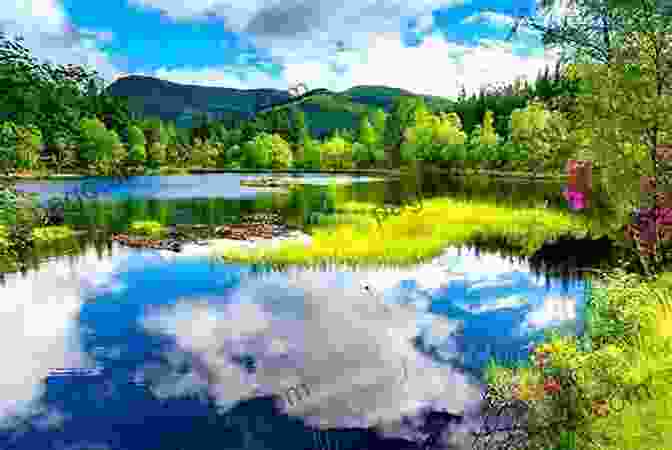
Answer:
2, 0, 572, 99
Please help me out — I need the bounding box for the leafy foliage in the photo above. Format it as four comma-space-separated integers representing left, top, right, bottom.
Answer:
320, 133, 353, 169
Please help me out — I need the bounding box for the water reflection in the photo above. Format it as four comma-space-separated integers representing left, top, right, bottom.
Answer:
0, 238, 586, 450
1, 172, 609, 449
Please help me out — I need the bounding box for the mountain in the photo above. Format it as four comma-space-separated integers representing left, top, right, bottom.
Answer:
104, 75, 457, 137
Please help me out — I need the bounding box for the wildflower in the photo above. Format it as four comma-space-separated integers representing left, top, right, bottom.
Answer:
543, 377, 561, 394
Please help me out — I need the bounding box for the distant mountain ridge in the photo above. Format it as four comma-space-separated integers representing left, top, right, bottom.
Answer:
105, 75, 456, 137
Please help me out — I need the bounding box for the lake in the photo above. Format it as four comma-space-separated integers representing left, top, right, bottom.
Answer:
0, 172, 617, 450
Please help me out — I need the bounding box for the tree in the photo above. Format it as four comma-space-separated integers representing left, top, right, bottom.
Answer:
383, 96, 427, 168
241, 133, 273, 169
320, 134, 353, 169
268, 133, 293, 169
290, 107, 307, 144
14, 124, 42, 171
108, 130, 128, 177
301, 135, 321, 170
480, 110, 498, 146
127, 125, 146, 168
370, 108, 386, 141
353, 115, 382, 167
555, 3, 672, 275
190, 138, 218, 168
508, 0, 628, 65
78, 117, 111, 172
0, 121, 18, 176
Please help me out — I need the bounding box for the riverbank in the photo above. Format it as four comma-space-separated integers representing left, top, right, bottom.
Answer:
1, 165, 582, 181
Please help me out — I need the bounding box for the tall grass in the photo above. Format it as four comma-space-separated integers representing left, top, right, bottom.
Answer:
212, 197, 593, 268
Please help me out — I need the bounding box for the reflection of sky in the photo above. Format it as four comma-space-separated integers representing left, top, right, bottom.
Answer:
0, 243, 586, 448
0, 247, 128, 424
14, 174, 384, 206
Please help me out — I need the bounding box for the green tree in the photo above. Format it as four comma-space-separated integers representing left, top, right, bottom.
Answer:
0, 121, 18, 175
241, 134, 273, 169
320, 134, 353, 169
127, 125, 146, 168
49, 131, 78, 174
290, 107, 307, 144
190, 138, 218, 168
14, 124, 42, 171
108, 130, 128, 177
78, 117, 111, 172
370, 108, 387, 142
383, 96, 428, 168
301, 135, 321, 170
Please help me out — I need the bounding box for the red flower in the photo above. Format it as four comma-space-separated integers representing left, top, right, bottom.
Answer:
543, 377, 561, 394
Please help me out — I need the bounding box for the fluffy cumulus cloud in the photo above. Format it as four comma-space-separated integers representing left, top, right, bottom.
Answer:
0, 0, 122, 82
139, 266, 486, 438
151, 29, 560, 98
0, 246, 132, 426
129, 0, 558, 97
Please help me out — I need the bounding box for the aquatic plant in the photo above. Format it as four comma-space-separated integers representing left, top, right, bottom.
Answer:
128, 220, 165, 237
212, 197, 592, 269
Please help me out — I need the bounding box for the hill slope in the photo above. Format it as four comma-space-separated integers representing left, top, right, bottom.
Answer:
105, 75, 457, 137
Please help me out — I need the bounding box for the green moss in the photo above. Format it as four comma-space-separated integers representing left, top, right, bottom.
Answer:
128, 220, 165, 237
31, 225, 75, 243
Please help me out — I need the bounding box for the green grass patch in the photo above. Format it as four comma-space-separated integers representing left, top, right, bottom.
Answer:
213, 196, 592, 268
128, 220, 165, 237
31, 225, 75, 243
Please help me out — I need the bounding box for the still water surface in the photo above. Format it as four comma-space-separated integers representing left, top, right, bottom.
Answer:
0, 173, 605, 450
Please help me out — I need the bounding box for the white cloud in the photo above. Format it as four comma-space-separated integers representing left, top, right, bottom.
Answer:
0, 246, 128, 424
461, 11, 516, 27
1, 0, 123, 83
150, 30, 559, 98
139, 268, 485, 432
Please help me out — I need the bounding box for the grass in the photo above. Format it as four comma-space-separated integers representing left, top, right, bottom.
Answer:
482, 269, 672, 450
212, 196, 593, 268
128, 220, 166, 237
31, 225, 75, 243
